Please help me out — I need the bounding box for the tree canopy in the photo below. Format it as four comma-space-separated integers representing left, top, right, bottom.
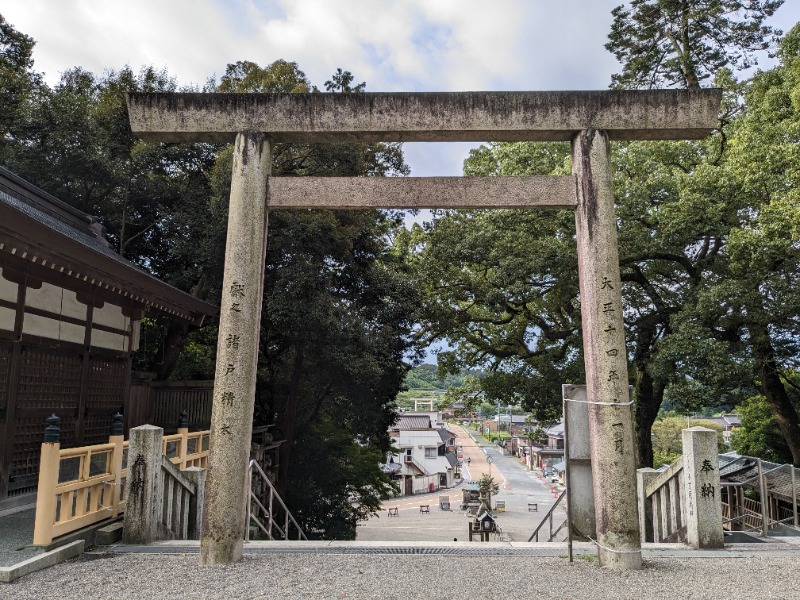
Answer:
0, 12, 421, 537
410, 7, 800, 468
606, 0, 784, 89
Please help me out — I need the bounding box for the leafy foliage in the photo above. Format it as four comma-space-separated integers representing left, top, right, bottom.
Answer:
730, 395, 794, 463
651, 416, 726, 467
606, 0, 784, 89
0, 14, 42, 163
403, 364, 481, 391
207, 60, 419, 537
0, 23, 421, 536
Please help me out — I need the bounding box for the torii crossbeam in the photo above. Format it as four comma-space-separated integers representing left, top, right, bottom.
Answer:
128, 89, 721, 569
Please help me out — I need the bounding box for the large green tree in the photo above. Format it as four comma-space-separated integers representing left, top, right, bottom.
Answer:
675, 27, 800, 463
206, 60, 418, 537
0, 14, 42, 163
606, 0, 784, 89
412, 3, 791, 468
0, 19, 422, 535
408, 142, 580, 423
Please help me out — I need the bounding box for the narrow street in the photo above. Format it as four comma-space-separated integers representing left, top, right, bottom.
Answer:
357, 424, 567, 542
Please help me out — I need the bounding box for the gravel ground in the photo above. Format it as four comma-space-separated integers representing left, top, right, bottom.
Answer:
3, 551, 800, 600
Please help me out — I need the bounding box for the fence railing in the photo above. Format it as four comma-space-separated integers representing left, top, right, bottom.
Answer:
246, 459, 306, 541
721, 460, 799, 535
638, 457, 685, 543
162, 429, 210, 470
528, 489, 567, 542
33, 412, 209, 546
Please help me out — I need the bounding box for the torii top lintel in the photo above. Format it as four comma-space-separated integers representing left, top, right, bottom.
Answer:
127, 90, 721, 144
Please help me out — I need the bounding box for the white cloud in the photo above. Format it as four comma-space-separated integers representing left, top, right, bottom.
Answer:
3, 0, 799, 175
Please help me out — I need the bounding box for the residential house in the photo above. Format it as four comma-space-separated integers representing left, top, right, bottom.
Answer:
701, 414, 742, 444
525, 422, 565, 471
386, 413, 459, 496
482, 414, 529, 436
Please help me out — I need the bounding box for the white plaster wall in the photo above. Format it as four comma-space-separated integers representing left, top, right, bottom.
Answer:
0, 306, 15, 331
22, 313, 85, 343
91, 329, 128, 351
25, 281, 87, 320
0, 268, 19, 303
93, 301, 127, 329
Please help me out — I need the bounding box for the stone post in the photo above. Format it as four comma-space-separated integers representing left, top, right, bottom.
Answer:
563, 384, 596, 540
682, 427, 723, 548
200, 132, 271, 565
636, 468, 658, 543
122, 425, 164, 545
183, 466, 206, 539
572, 128, 642, 569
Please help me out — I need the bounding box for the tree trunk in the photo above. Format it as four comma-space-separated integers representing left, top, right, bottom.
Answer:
633, 365, 664, 469
153, 274, 209, 380
277, 346, 304, 497
155, 319, 191, 380
752, 329, 800, 466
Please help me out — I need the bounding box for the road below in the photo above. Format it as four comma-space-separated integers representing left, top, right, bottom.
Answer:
357, 425, 567, 542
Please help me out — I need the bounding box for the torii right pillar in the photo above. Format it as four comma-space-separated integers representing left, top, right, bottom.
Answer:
573, 128, 641, 569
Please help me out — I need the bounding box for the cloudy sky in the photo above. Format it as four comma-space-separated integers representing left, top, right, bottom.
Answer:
5, 0, 798, 177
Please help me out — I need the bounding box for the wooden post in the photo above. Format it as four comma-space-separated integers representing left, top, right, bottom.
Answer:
109, 413, 125, 518
33, 414, 61, 546
177, 410, 189, 470
792, 466, 797, 528
200, 132, 271, 565
573, 128, 642, 569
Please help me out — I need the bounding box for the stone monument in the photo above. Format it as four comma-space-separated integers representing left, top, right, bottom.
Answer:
127, 89, 721, 568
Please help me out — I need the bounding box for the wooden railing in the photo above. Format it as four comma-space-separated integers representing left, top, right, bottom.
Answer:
637, 457, 685, 543
33, 413, 209, 546
162, 429, 210, 470
721, 461, 799, 534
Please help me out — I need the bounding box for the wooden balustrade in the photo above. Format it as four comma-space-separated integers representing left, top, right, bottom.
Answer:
162, 429, 210, 470
33, 414, 208, 547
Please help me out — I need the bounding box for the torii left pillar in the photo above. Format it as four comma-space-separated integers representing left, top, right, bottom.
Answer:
200, 132, 270, 565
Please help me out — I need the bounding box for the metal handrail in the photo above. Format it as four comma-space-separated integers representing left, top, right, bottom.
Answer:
246, 459, 307, 541
528, 490, 567, 542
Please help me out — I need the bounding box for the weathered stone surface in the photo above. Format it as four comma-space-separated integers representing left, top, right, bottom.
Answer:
562, 384, 596, 540
572, 129, 642, 569
0, 540, 84, 583
122, 425, 164, 545
200, 132, 271, 565
636, 468, 659, 543
182, 467, 206, 540
682, 427, 724, 549
127, 90, 721, 143
267, 176, 577, 210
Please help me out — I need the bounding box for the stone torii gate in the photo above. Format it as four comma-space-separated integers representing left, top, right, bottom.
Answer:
127, 89, 721, 569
